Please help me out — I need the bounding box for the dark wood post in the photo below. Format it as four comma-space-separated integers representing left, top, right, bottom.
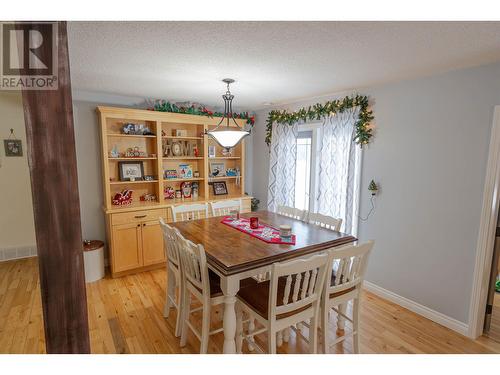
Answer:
19, 21, 90, 353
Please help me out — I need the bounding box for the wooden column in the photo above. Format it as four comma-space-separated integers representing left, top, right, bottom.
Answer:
20, 21, 90, 353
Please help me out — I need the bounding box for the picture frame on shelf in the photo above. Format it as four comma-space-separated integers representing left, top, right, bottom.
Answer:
209, 162, 225, 177
179, 164, 193, 179
165, 169, 178, 179
212, 181, 228, 196
174, 129, 188, 137
208, 145, 216, 158
118, 161, 144, 181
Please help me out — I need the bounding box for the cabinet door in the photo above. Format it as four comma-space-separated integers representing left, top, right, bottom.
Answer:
111, 222, 143, 273
141, 221, 166, 266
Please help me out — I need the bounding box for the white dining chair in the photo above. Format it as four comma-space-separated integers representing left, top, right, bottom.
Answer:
307, 212, 342, 232
176, 229, 225, 354
171, 203, 209, 222
276, 205, 307, 221
210, 199, 242, 217
321, 241, 374, 354
235, 252, 331, 354
159, 218, 183, 337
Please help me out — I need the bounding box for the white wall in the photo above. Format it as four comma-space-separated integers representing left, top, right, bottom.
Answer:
250, 62, 500, 324
0, 92, 36, 252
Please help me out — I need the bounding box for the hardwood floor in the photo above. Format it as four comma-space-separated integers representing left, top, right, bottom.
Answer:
1, 257, 500, 354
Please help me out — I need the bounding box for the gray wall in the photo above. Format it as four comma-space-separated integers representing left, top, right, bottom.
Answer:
250, 62, 500, 324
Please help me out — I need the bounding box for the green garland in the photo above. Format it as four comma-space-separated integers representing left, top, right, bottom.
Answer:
265, 94, 374, 146
150, 100, 255, 126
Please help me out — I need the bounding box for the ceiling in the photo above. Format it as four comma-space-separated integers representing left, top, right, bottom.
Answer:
68, 21, 500, 110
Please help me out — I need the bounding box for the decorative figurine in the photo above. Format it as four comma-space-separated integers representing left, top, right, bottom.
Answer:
164, 186, 175, 199
112, 190, 133, 206
140, 193, 157, 202
180, 181, 192, 198
110, 144, 120, 158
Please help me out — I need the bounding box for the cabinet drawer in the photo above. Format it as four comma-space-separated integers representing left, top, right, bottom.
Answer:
111, 208, 168, 226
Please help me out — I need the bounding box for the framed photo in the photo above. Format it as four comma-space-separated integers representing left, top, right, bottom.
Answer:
212, 181, 228, 196
174, 129, 188, 137
118, 161, 144, 181
4, 139, 23, 157
210, 162, 225, 177
179, 164, 193, 178
208, 145, 216, 158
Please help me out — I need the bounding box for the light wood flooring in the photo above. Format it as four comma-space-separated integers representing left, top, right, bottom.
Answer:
1, 257, 500, 354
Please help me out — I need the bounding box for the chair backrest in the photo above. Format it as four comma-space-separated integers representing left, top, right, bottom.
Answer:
176, 230, 210, 297
326, 241, 374, 296
269, 252, 330, 321
307, 212, 342, 232
159, 217, 181, 266
171, 203, 209, 222
276, 205, 307, 221
210, 199, 241, 217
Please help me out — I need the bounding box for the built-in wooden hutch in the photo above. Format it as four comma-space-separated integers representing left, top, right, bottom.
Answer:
97, 106, 252, 277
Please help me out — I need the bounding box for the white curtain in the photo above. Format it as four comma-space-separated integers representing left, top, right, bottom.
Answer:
317, 107, 361, 235
267, 121, 298, 212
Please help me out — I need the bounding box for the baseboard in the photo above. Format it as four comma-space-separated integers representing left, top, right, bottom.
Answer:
363, 280, 469, 336
0, 245, 37, 262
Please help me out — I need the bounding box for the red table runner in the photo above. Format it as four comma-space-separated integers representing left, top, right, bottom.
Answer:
221, 216, 296, 245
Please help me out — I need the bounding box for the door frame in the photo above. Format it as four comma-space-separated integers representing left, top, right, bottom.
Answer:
469, 105, 500, 338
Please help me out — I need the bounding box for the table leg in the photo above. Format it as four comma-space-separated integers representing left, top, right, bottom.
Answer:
221, 275, 239, 354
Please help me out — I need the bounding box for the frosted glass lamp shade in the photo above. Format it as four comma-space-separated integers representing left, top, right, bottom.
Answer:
207, 129, 249, 149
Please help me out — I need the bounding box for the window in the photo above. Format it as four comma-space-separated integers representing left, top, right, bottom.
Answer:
294, 131, 313, 211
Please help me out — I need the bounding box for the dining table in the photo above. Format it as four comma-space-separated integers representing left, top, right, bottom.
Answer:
171, 210, 357, 354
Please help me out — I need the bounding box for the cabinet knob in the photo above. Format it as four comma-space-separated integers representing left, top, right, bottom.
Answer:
137, 224, 140, 227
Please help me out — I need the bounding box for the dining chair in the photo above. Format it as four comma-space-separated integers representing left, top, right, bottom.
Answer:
321, 241, 374, 354
159, 218, 184, 337
235, 252, 331, 354
171, 203, 209, 222
307, 212, 342, 232
210, 199, 242, 217
276, 205, 307, 221
176, 229, 226, 354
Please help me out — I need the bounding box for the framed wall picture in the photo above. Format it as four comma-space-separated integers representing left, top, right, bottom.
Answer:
209, 162, 225, 177
208, 145, 216, 158
212, 181, 228, 196
118, 161, 144, 181
4, 139, 23, 157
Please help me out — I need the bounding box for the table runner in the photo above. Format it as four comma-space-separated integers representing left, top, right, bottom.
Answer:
221, 216, 296, 245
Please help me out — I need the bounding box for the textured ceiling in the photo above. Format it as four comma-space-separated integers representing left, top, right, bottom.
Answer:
68, 21, 500, 109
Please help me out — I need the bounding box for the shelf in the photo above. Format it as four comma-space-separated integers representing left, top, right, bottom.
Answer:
163, 136, 204, 140
163, 178, 205, 182
109, 157, 157, 161
110, 180, 158, 185
163, 157, 204, 160
209, 157, 241, 160
209, 176, 240, 180
108, 134, 156, 138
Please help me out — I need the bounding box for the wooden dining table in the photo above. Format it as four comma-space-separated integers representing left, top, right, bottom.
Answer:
171, 210, 356, 354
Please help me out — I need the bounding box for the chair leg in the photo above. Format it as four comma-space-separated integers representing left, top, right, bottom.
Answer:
174, 275, 182, 337
337, 303, 347, 333
353, 298, 360, 354
277, 330, 283, 347
236, 304, 243, 354
248, 318, 256, 352
321, 302, 330, 354
180, 289, 191, 347
283, 327, 290, 343
200, 300, 211, 354
309, 316, 318, 354
164, 268, 175, 317
268, 328, 277, 354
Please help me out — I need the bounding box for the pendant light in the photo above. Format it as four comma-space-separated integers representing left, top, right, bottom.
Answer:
206, 78, 250, 150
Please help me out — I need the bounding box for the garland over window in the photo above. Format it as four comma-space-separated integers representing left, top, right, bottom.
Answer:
265, 94, 374, 146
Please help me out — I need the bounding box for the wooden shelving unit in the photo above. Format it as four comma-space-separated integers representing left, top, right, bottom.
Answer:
97, 106, 252, 277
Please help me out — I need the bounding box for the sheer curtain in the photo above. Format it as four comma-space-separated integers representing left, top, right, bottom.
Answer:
317, 107, 361, 235
267, 121, 298, 212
